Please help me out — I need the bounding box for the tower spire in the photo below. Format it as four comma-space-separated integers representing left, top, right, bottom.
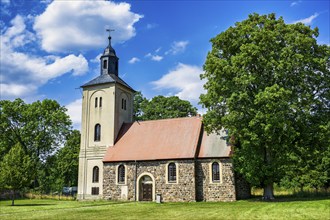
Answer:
106, 29, 115, 47
101, 29, 119, 76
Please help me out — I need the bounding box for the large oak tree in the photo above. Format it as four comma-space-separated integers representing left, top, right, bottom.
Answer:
200, 13, 329, 199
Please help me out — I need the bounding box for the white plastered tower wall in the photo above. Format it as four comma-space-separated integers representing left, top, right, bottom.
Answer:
77, 34, 134, 200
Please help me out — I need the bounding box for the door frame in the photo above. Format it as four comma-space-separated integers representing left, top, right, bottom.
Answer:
136, 172, 155, 201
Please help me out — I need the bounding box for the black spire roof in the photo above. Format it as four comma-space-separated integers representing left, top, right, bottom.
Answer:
81, 32, 135, 92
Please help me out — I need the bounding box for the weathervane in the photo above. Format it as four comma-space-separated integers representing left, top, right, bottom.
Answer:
106, 29, 115, 46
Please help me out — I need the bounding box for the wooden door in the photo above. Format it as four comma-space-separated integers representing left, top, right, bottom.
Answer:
142, 183, 152, 201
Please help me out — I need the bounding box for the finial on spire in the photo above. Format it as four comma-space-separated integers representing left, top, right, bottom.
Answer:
106, 29, 115, 46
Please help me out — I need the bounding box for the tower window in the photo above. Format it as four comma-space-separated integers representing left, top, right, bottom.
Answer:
118, 165, 125, 184
92, 166, 99, 183
121, 99, 127, 110
103, 60, 107, 69
99, 97, 102, 107
94, 124, 101, 141
95, 97, 98, 108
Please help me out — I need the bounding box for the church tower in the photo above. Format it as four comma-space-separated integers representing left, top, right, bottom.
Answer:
77, 33, 135, 200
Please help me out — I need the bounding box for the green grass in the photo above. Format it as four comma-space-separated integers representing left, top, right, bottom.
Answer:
1, 197, 329, 220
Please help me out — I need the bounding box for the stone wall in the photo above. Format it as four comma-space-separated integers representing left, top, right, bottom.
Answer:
195, 158, 236, 202
103, 160, 196, 202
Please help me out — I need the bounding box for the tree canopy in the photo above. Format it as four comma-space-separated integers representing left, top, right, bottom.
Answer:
0, 98, 71, 161
0, 98, 73, 193
134, 93, 198, 121
200, 13, 330, 199
0, 143, 33, 205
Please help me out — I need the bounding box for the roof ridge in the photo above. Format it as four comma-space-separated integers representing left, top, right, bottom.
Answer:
134, 116, 201, 124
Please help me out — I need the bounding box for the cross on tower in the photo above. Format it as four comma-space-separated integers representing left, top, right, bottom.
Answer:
106, 29, 115, 46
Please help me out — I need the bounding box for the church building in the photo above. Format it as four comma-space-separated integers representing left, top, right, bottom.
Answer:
77, 35, 250, 202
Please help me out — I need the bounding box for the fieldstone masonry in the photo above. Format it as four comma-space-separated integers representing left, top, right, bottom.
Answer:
103, 158, 249, 202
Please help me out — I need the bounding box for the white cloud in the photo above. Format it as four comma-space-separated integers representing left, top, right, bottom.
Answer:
66, 98, 82, 130
151, 55, 163, 61
152, 63, 206, 102
145, 53, 163, 62
293, 13, 319, 25
290, 1, 301, 7
165, 41, 189, 55
90, 53, 103, 63
0, 15, 89, 100
34, 1, 143, 53
0, 83, 37, 97
128, 57, 140, 64
1, 0, 10, 4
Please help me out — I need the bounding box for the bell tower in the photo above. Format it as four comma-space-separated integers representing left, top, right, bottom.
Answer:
100, 29, 119, 76
77, 31, 135, 200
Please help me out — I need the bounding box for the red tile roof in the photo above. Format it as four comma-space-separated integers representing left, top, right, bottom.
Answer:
103, 117, 231, 162
103, 117, 201, 162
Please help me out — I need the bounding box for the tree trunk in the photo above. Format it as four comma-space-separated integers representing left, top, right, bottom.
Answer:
11, 190, 15, 206
263, 183, 275, 200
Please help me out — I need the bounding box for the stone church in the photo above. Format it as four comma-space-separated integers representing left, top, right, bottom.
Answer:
77, 35, 250, 202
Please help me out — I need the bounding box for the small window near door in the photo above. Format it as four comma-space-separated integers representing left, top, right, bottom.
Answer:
91, 187, 99, 195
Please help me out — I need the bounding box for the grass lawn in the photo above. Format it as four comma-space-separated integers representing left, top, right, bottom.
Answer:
0, 197, 329, 220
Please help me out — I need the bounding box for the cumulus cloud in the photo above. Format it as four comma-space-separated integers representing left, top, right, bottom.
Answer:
145, 53, 163, 62
0, 15, 88, 100
34, 1, 143, 53
152, 63, 206, 103
293, 13, 319, 25
165, 41, 189, 55
66, 98, 82, 130
128, 57, 140, 64
290, 1, 302, 7
1, 0, 10, 4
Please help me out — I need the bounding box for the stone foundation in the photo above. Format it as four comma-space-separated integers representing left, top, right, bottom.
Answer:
196, 159, 236, 202
103, 158, 249, 202
103, 160, 195, 202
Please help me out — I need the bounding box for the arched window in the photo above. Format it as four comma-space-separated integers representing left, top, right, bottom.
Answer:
212, 162, 220, 182
94, 124, 101, 141
118, 165, 125, 184
99, 97, 102, 107
168, 163, 176, 182
92, 166, 99, 183
95, 97, 98, 108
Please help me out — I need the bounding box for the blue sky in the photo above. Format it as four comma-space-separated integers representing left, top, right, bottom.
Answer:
1, 0, 329, 129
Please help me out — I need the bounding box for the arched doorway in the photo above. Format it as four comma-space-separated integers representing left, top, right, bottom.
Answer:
137, 174, 154, 201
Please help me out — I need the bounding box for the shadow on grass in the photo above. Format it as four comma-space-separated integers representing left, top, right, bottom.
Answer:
11, 204, 55, 207
248, 195, 330, 203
